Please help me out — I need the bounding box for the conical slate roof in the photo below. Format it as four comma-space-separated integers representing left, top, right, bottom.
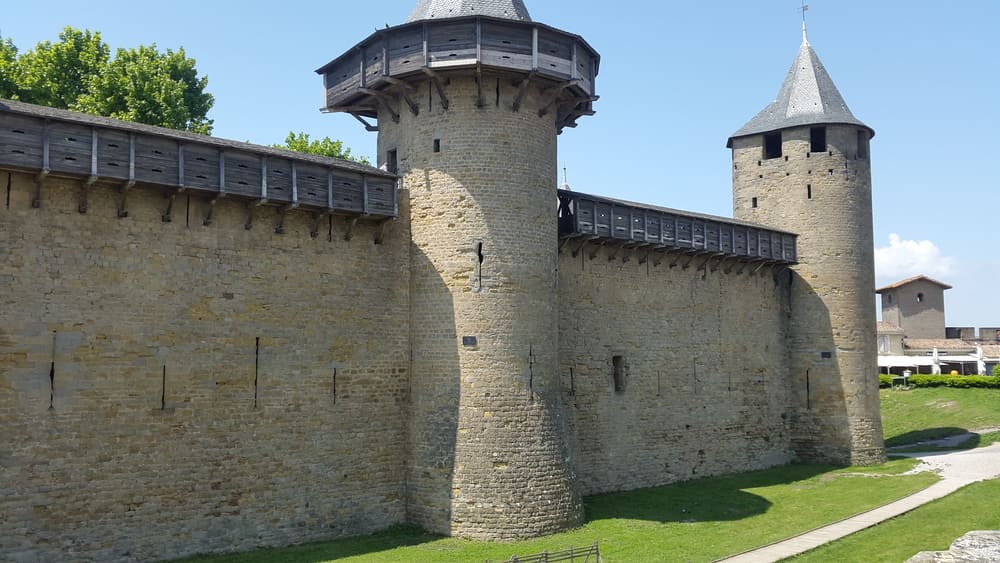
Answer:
407, 0, 531, 22
727, 37, 873, 147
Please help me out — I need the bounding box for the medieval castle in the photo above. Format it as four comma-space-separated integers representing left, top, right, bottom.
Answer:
0, 0, 885, 560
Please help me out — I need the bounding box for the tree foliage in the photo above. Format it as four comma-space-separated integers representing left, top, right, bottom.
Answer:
275, 132, 369, 164
1, 27, 213, 134
76, 45, 213, 134
0, 36, 19, 99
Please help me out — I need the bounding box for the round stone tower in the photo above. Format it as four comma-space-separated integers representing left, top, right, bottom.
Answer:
316, 0, 599, 538
728, 30, 885, 465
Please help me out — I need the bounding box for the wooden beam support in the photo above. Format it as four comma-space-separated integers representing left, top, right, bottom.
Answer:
32, 119, 51, 208
344, 215, 360, 241
606, 246, 620, 262
538, 80, 580, 118
511, 72, 537, 112
78, 175, 98, 214
588, 240, 605, 260
161, 187, 185, 223
350, 113, 379, 132
274, 203, 297, 235
374, 217, 392, 245
384, 77, 419, 116
421, 68, 450, 110
117, 133, 137, 218
203, 194, 223, 226
310, 210, 331, 239
360, 89, 401, 123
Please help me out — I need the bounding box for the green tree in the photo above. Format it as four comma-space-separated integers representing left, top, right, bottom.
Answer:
75, 45, 213, 134
275, 131, 369, 164
1, 27, 213, 134
0, 35, 19, 99
10, 27, 109, 108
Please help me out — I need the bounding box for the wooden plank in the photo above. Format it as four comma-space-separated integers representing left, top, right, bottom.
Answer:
97, 128, 131, 180
223, 151, 261, 198
134, 133, 179, 185
295, 162, 328, 207
388, 26, 423, 75
266, 158, 293, 203
0, 113, 44, 169
47, 122, 92, 174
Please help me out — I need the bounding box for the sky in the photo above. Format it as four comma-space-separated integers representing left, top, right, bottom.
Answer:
4, 1, 998, 329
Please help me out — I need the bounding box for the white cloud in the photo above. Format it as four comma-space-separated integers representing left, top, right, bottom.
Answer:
875, 233, 956, 282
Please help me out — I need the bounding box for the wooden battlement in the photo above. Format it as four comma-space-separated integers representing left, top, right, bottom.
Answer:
558, 190, 797, 264
0, 99, 398, 220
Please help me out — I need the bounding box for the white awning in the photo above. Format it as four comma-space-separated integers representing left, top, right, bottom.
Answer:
878, 356, 936, 367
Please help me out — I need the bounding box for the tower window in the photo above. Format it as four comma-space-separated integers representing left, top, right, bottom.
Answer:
810, 127, 826, 153
612, 355, 626, 393
807, 184, 812, 199
386, 149, 398, 174
433, 138, 441, 153
751, 197, 758, 208
763, 132, 782, 159
857, 130, 869, 159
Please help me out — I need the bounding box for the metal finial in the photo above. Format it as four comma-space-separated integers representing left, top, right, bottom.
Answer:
560, 167, 571, 191
800, 2, 810, 43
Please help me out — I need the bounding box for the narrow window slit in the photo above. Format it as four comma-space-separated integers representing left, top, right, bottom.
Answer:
612, 355, 626, 393
253, 337, 260, 409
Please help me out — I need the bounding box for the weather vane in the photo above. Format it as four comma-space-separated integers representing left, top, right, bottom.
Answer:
799, 1, 810, 41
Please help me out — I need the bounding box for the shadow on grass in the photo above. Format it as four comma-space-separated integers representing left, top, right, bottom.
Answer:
885, 427, 971, 448
585, 463, 834, 524
174, 464, 843, 562
172, 525, 440, 563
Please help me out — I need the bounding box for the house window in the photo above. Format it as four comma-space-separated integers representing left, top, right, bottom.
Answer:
886, 293, 893, 305
810, 126, 827, 153
878, 335, 889, 353
917, 292, 924, 303
763, 132, 782, 159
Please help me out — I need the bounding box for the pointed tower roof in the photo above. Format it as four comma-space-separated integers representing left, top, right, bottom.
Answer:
727, 36, 873, 147
407, 0, 531, 22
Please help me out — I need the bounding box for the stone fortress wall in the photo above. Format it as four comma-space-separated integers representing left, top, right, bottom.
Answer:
0, 172, 412, 561
558, 249, 795, 495
1, 1, 885, 559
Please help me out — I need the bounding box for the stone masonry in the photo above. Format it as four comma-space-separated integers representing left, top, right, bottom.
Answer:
0, 1, 886, 559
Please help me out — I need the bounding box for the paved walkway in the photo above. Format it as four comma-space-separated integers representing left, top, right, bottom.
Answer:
716, 440, 1000, 563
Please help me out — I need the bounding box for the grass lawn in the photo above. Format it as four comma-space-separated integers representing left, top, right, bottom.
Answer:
175, 459, 935, 563
880, 387, 1000, 446
790, 478, 1000, 562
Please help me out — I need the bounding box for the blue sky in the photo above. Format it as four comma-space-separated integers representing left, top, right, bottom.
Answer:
4, 1, 998, 329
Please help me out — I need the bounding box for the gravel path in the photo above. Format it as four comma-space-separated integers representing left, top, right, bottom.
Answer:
716, 441, 1000, 563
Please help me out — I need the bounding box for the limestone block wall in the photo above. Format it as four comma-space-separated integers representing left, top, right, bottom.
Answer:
379, 74, 582, 539
558, 249, 794, 495
732, 125, 885, 465
0, 172, 410, 562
